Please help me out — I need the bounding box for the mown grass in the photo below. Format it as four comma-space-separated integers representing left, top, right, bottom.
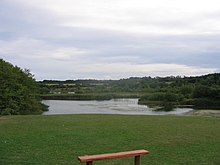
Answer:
0, 115, 220, 165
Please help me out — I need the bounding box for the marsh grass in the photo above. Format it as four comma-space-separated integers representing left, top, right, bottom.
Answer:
0, 115, 220, 165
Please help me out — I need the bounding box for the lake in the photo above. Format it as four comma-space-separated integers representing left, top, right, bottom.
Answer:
42, 99, 193, 115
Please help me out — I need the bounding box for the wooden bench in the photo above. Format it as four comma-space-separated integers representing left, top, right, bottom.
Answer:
78, 149, 149, 165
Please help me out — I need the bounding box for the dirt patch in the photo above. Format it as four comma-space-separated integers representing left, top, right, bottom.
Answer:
184, 110, 220, 117
0, 116, 12, 123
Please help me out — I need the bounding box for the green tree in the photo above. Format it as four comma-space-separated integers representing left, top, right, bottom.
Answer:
180, 85, 194, 98
0, 59, 48, 115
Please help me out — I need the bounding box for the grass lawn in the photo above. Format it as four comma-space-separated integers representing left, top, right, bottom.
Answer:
0, 115, 220, 165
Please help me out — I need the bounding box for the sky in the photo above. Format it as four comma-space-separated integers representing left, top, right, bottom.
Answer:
0, 0, 220, 80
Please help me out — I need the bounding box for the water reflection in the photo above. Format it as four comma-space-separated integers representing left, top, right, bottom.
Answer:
42, 99, 193, 115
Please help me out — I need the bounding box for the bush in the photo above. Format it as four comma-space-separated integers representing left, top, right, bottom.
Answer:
140, 92, 182, 102
1, 108, 13, 115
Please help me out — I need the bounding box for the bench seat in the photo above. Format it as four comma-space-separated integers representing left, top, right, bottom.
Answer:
78, 149, 149, 164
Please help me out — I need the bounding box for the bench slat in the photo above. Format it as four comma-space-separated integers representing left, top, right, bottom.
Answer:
78, 149, 149, 163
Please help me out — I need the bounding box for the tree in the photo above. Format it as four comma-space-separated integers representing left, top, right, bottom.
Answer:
0, 59, 48, 115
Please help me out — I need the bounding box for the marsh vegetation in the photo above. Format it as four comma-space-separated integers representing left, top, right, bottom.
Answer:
40, 74, 220, 111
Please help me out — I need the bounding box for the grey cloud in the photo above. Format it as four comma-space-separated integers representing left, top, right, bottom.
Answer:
0, 1, 219, 80
0, 0, 61, 40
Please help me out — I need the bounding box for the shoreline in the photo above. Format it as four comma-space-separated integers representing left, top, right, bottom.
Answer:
183, 109, 220, 117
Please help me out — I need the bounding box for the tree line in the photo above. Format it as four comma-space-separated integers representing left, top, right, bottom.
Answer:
40, 73, 220, 110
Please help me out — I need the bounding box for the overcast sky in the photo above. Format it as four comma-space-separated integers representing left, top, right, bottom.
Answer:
1, 0, 220, 80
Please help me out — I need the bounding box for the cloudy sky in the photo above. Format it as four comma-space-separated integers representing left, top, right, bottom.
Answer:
1, 0, 220, 80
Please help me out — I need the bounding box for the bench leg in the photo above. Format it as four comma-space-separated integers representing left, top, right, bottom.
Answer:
87, 162, 93, 165
134, 156, 140, 165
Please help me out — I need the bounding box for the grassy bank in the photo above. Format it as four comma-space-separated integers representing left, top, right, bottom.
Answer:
1, 115, 220, 165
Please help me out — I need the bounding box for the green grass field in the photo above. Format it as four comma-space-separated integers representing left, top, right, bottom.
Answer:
0, 115, 220, 165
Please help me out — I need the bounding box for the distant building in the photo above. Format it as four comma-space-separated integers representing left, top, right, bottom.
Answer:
68, 92, 75, 94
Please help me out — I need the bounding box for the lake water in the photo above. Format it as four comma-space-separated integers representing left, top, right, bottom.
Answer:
42, 99, 193, 115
